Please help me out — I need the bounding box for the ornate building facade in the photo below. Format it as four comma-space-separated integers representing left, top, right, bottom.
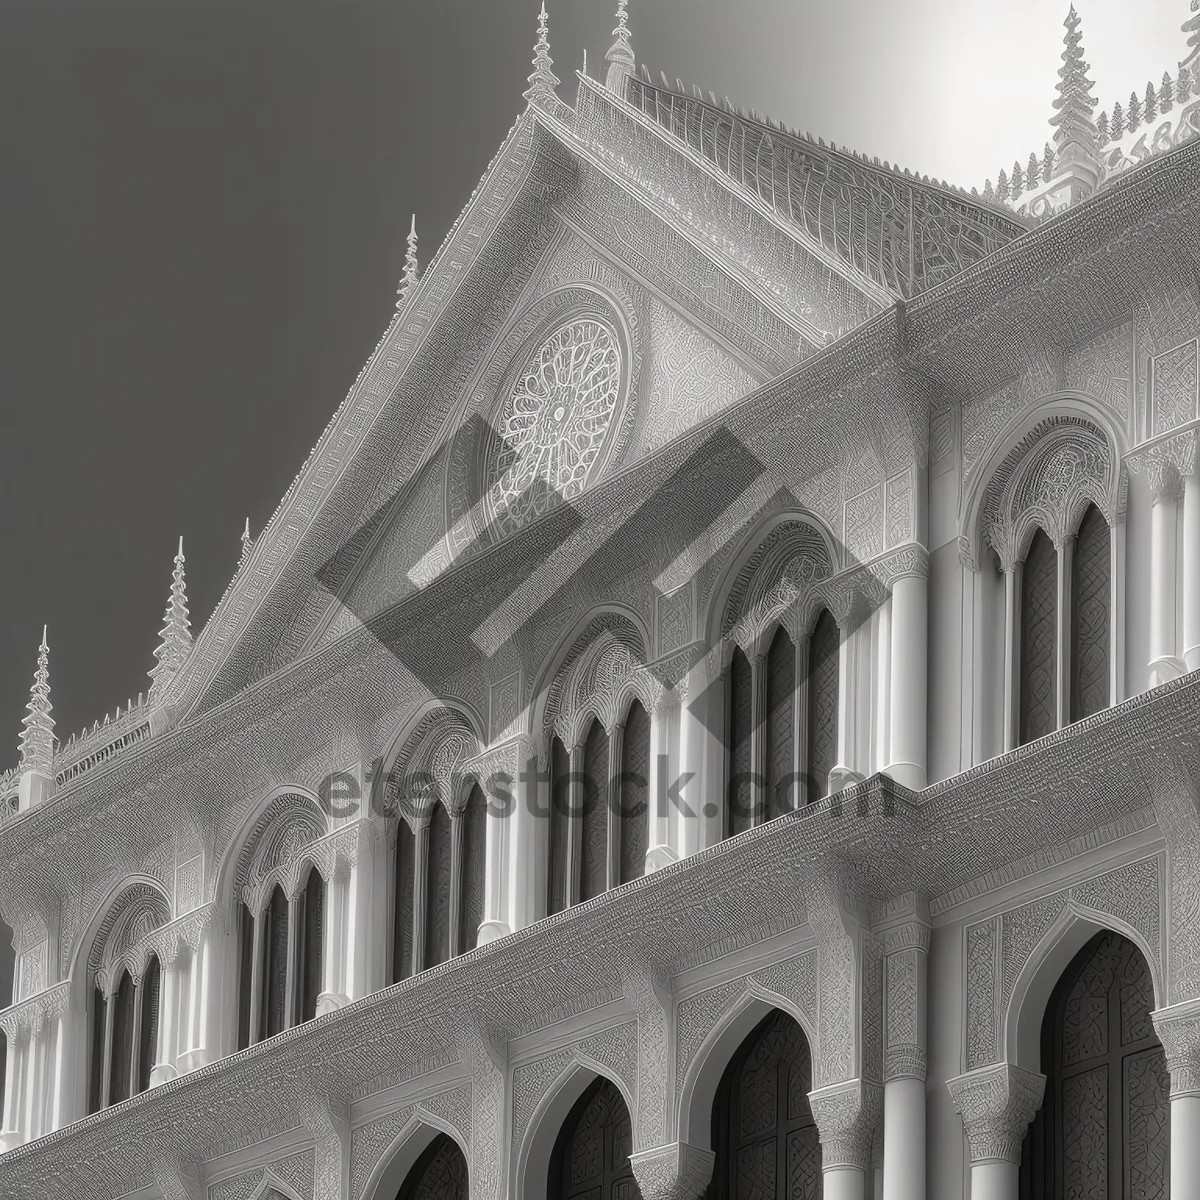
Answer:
2, 4, 1200, 1198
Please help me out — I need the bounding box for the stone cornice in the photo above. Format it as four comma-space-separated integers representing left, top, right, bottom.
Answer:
0, 981, 70, 1042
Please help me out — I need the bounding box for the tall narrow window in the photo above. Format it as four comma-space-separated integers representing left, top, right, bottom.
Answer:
580, 721, 609, 903
766, 627, 796, 821
618, 701, 650, 885
807, 609, 840, 804
137, 955, 160, 1095
1020, 528, 1058, 745
263, 885, 289, 1040
425, 802, 453, 969
109, 969, 135, 1105
460, 784, 487, 954
298, 869, 325, 1024
1072, 504, 1111, 722
393, 820, 415, 983
727, 647, 754, 837
88, 987, 107, 1115
548, 736, 571, 917
237, 904, 254, 1051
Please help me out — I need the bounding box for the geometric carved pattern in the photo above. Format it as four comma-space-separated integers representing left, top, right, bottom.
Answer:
708, 1008, 820, 1199
1019, 529, 1057, 746
548, 1076, 640, 1200
1020, 931, 1168, 1199
1151, 340, 1198, 436
1071, 505, 1110, 723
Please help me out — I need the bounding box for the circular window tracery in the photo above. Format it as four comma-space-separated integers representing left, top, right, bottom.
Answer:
484, 318, 623, 536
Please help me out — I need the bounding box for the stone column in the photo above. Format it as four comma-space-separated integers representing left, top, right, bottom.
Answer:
629, 1142, 716, 1200
1148, 461, 1184, 688
0, 1028, 22, 1148
1002, 561, 1022, 752
47, 1002, 71, 1132
506, 737, 546, 933
247, 906, 265, 1047
946, 1063, 1045, 1200
22, 1025, 38, 1139
566, 742, 586, 906
605, 720, 624, 890
410, 822, 430, 974
886, 563, 928, 790
344, 822, 384, 1000
129, 975, 145, 1093
447, 810, 464, 960
1152, 996, 1200, 1198
881, 912, 929, 1200
809, 1079, 880, 1200
317, 860, 348, 1016
1184, 470, 1200, 672
1055, 534, 1074, 728
149, 949, 180, 1086
284, 894, 300, 1029
677, 653, 723, 856
478, 750, 512, 945
749, 651, 768, 827
100, 978, 116, 1105
176, 932, 207, 1075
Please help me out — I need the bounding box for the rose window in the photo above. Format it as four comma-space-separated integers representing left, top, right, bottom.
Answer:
485, 319, 623, 536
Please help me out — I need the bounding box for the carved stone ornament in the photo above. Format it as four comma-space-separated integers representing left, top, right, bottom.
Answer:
629, 1142, 716, 1200
0, 979, 69, 1042
1152, 995, 1200, 1098
807, 1078, 882, 1171
946, 1062, 1046, 1165
1126, 430, 1197, 505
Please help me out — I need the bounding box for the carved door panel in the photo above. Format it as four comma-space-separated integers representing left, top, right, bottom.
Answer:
707, 1008, 822, 1199
1020, 931, 1169, 1199
396, 1132, 469, 1200
550, 1077, 643, 1200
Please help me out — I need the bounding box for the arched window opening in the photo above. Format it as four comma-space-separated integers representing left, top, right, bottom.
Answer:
618, 700, 651, 885
706, 1008, 820, 1198
580, 721, 610, 904
88, 987, 107, 1115
108, 970, 136, 1106
727, 647, 754, 837
1071, 505, 1111, 723
1020, 529, 1058, 745
395, 1132, 469, 1200
393, 820, 415, 984
137, 955, 160, 1095
548, 1077, 641, 1200
548, 736, 571, 917
765, 627, 796, 821
237, 904, 254, 1051
460, 784, 487, 955
807, 608, 840, 805
425, 803, 453, 970
295, 868, 325, 1025
263, 884, 290, 1040
1019, 930, 1168, 1199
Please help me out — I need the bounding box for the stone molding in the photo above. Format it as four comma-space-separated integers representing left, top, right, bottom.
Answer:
946, 1062, 1046, 1165
0, 980, 70, 1042
1152, 996, 1200, 1097
629, 1142, 716, 1200
807, 1078, 881, 1172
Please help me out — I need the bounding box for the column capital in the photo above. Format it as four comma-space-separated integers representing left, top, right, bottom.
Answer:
629, 1142, 715, 1200
946, 1062, 1045, 1165
1153, 997, 1200, 1097
808, 1078, 882, 1171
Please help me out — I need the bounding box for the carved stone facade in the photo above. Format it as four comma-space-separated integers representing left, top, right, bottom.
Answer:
2, 7, 1200, 1200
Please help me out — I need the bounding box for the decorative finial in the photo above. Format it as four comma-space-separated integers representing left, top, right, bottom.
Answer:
149, 537, 193, 696
1048, 4, 1100, 200
524, 2, 560, 104
18, 627, 54, 776
396, 215, 419, 311
605, 0, 635, 95
239, 518, 252, 566
1184, 0, 1200, 73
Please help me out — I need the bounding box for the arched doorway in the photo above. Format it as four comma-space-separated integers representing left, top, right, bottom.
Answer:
1020, 930, 1169, 1198
705, 1008, 822, 1198
395, 1132, 468, 1200
548, 1076, 642, 1200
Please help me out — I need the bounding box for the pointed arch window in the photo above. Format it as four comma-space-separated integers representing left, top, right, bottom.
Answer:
726, 647, 754, 837
392, 819, 415, 984
1020, 529, 1058, 745
765, 627, 796, 821
807, 608, 840, 805
459, 784, 488, 954
1071, 504, 1111, 722
295, 868, 325, 1025
580, 721, 610, 904
263, 884, 289, 1039
618, 700, 650, 885
425, 802, 453, 970
548, 736, 571, 917
86, 954, 162, 1114
137, 955, 160, 1095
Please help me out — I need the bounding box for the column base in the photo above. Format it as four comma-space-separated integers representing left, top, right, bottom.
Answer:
148, 1062, 178, 1088
882, 761, 926, 791
0, 1128, 25, 1153
176, 1046, 208, 1075
1185, 646, 1200, 673
316, 992, 350, 1018
1148, 655, 1187, 689
475, 920, 511, 947
828, 766, 865, 796
644, 844, 679, 874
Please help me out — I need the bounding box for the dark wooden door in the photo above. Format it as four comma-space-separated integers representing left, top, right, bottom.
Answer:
706, 1008, 822, 1199
549, 1077, 643, 1200
1020, 930, 1169, 1198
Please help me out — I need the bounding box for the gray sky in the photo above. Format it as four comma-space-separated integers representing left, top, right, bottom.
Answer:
0, 0, 1189, 776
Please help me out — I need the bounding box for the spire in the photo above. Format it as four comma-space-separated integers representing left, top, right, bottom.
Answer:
149, 537, 193, 696
396, 215, 419, 311
523, 2, 559, 105
18, 627, 54, 776
1184, 0, 1200, 73
1049, 5, 1100, 199
605, 0, 635, 95
239, 518, 252, 567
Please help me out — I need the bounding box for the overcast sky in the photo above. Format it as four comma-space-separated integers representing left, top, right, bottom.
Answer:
0, 0, 1189, 763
